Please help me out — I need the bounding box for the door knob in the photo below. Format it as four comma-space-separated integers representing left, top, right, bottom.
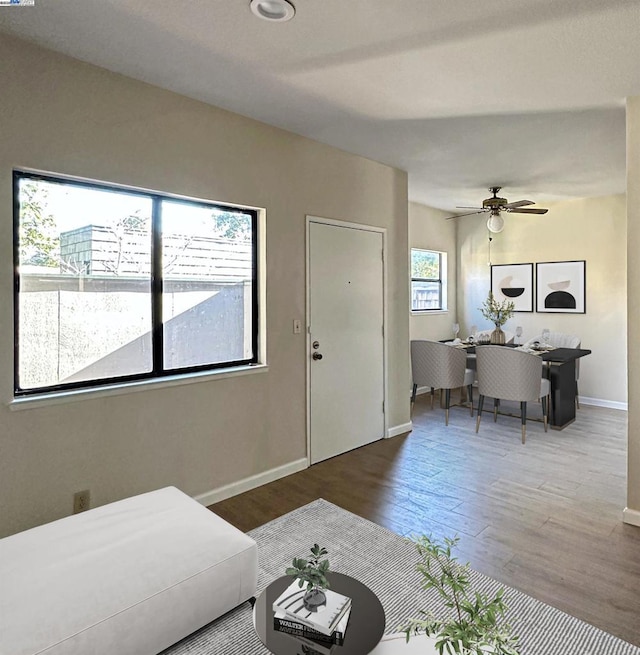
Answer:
312, 352, 323, 360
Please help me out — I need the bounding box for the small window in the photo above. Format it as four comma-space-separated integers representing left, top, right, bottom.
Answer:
13, 170, 259, 396
411, 248, 447, 311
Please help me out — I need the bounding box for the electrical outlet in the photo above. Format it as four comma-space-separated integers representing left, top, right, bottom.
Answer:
73, 489, 91, 514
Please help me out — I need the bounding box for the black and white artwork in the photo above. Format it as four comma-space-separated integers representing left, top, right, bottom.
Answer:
536, 260, 586, 313
490, 263, 534, 312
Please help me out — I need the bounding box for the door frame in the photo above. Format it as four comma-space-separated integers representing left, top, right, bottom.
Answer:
305, 215, 388, 465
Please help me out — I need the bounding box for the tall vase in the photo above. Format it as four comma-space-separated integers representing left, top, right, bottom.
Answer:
490, 325, 505, 344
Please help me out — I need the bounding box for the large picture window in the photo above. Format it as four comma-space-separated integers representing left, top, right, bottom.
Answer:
411, 248, 446, 311
13, 171, 259, 396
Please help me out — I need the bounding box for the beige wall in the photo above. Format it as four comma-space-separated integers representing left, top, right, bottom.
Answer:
627, 96, 640, 516
0, 36, 410, 537
456, 194, 627, 405
408, 202, 457, 341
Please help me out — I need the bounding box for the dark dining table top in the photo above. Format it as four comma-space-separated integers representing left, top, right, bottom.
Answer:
535, 346, 591, 362
444, 341, 591, 363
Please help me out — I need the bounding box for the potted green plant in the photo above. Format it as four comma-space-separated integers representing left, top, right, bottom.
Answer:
479, 291, 515, 344
286, 543, 331, 611
401, 535, 520, 655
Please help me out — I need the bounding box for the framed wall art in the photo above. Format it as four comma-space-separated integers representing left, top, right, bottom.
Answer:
536, 260, 586, 313
490, 263, 534, 312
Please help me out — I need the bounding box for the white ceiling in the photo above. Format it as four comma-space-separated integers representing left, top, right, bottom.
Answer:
1, 0, 639, 211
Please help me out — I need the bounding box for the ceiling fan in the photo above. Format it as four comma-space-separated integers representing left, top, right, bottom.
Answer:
445, 186, 549, 233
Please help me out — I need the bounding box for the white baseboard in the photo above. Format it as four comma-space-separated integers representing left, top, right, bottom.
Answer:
387, 421, 413, 438
413, 387, 628, 412
413, 389, 627, 411
623, 507, 640, 527
579, 397, 628, 411
194, 458, 308, 507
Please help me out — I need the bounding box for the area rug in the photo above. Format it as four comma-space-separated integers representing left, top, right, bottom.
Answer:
163, 499, 639, 654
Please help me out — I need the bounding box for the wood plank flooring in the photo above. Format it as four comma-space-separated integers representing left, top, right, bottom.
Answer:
211, 397, 640, 646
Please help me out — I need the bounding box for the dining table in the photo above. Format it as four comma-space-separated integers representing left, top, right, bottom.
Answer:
444, 341, 591, 430
535, 346, 591, 429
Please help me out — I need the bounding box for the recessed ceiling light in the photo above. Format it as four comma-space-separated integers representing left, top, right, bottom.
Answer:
250, 0, 295, 22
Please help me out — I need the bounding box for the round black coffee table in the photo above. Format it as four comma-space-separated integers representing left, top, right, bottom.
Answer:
254, 572, 385, 655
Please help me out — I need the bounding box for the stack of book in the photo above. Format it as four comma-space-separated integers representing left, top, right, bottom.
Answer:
272, 578, 351, 652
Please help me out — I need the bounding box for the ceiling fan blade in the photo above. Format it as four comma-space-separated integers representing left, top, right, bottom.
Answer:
503, 200, 534, 209
445, 209, 487, 220
506, 207, 548, 214
456, 206, 484, 209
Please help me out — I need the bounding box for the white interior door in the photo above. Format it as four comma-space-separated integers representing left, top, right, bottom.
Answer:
308, 219, 385, 464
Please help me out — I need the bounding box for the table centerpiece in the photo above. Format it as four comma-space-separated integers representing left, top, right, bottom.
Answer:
479, 291, 515, 345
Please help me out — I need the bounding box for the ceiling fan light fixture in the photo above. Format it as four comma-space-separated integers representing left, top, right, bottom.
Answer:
486, 212, 505, 233
250, 0, 295, 22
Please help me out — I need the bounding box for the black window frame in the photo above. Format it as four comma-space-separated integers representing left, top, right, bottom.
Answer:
410, 248, 444, 312
13, 170, 259, 397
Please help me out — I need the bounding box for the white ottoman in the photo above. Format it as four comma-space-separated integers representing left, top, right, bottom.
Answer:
0, 486, 258, 655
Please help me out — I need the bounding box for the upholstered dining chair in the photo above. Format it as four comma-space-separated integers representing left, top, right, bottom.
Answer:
475, 345, 551, 444
410, 340, 475, 425
523, 331, 581, 408
466, 330, 514, 372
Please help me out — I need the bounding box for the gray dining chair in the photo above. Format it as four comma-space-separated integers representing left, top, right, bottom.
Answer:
465, 329, 514, 372
410, 340, 475, 425
524, 331, 581, 408
475, 345, 551, 444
